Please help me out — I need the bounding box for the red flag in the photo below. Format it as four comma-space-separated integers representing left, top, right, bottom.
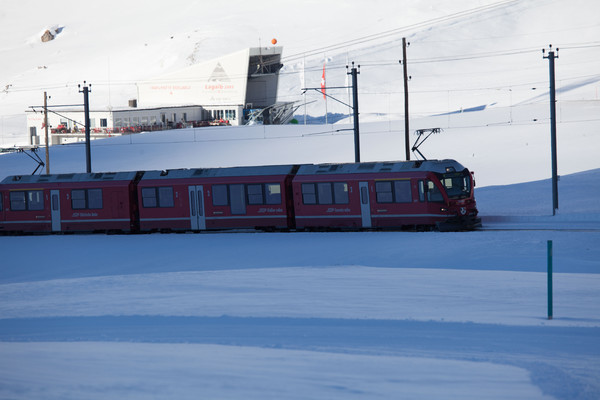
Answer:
320, 63, 326, 100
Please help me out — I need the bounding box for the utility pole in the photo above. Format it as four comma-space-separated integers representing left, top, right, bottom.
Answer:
79, 81, 92, 173
347, 62, 360, 163
301, 64, 360, 162
543, 45, 559, 215
401, 38, 411, 161
43, 91, 50, 174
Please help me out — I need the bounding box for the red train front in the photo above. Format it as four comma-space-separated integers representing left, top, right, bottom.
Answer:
292, 160, 480, 231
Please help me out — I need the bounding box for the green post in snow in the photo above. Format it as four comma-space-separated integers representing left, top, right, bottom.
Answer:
547, 240, 553, 320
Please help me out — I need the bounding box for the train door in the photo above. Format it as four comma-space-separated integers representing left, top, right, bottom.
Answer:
50, 189, 61, 232
188, 185, 206, 230
359, 181, 371, 228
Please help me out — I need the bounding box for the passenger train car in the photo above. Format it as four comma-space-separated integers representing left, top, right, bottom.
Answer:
0, 159, 481, 234
137, 165, 297, 232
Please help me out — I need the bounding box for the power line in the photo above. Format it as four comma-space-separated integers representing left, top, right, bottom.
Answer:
281, 0, 520, 63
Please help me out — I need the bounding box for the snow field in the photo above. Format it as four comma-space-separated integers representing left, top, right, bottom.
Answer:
1, 266, 599, 327
1, 228, 599, 399
0, 342, 553, 400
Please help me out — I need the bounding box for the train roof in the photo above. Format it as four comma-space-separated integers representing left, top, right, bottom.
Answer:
0, 160, 470, 186
296, 159, 467, 175
141, 164, 298, 180
1, 171, 139, 185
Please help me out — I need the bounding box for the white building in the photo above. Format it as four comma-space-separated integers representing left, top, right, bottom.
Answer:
27, 47, 290, 146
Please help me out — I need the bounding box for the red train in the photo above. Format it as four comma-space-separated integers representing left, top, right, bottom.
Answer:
0, 159, 481, 234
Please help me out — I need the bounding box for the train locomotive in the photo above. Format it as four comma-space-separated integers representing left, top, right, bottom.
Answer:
0, 159, 481, 234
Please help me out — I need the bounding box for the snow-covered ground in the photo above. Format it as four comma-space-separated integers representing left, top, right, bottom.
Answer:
0, 168, 599, 399
1, 230, 599, 399
1, 1, 600, 399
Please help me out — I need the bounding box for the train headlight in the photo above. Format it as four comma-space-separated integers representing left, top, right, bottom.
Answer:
440, 207, 448, 212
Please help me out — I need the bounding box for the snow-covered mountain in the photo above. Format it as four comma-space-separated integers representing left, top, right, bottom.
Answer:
2, 0, 599, 143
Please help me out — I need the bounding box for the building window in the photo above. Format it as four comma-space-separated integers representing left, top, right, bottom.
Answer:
100, 118, 108, 128
224, 110, 237, 120
71, 189, 103, 210
141, 187, 174, 208
10, 190, 44, 211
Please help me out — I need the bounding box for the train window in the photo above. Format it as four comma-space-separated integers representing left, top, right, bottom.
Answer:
72, 190, 87, 209
394, 180, 412, 203
361, 187, 369, 205
302, 183, 317, 204
212, 185, 228, 206
439, 174, 471, 199
247, 184, 264, 205
419, 180, 444, 203
27, 191, 44, 211
333, 182, 349, 204
88, 189, 103, 209
376, 181, 393, 203
0, 193, 3, 211
10, 191, 26, 210
303, 182, 348, 205
265, 183, 281, 205
428, 181, 444, 202
141, 187, 173, 208
142, 188, 157, 208
9, 190, 44, 211
158, 187, 174, 208
229, 184, 246, 215
376, 180, 411, 203
317, 183, 333, 204
72, 189, 103, 209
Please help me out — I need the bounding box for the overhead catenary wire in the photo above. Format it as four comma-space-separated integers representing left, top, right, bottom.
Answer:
280, 0, 521, 63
